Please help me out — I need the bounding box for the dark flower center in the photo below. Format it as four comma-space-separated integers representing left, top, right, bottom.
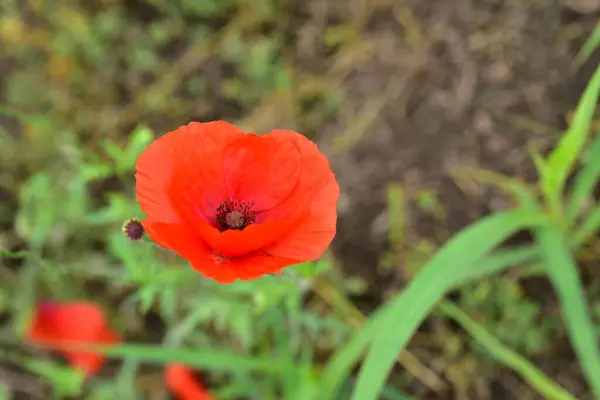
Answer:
225, 211, 245, 229
215, 199, 256, 231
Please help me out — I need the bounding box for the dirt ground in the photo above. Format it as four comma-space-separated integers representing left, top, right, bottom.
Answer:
317, 0, 593, 284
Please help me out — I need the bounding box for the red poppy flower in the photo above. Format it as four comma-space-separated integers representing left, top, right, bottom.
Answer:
26, 301, 119, 376
165, 364, 215, 400
135, 121, 339, 283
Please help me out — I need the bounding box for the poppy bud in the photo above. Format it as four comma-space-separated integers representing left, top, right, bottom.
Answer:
122, 218, 145, 241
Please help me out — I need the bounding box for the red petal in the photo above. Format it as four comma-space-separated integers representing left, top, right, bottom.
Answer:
63, 351, 107, 376
136, 121, 244, 223
142, 220, 225, 280
26, 302, 119, 376
165, 364, 214, 400
28, 302, 105, 344
63, 326, 119, 376
207, 249, 297, 282
194, 217, 298, 258
145, 220, 297, 283
222, 134, 301, 212
261, 130, 339, 260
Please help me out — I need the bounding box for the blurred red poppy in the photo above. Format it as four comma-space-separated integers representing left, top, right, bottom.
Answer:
135, 121, 339, 283
26, 301, 119, 376
165, 364, 214, 400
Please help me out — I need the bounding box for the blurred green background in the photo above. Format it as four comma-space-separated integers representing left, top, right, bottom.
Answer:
1, 0, 600, 399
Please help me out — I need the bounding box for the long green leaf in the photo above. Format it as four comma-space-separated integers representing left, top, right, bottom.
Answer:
565, 134, 600, 225
536, 227, 600, 397
97, 343, 285, 374
438, 301, 576, 400
351, 210, 547, 400
319, 297, 392, 399
318, 244, 539, 400
0, 105, 30, 120
574, 21, 600, 68
22, 358, 85, 397
541, 63, 600, 213
320, 210, 547, 399
572, 202, 600, 248
0, 384, 8, 400
453, 245, 538, 288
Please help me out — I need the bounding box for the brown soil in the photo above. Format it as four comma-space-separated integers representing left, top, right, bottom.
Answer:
317, 0, 593, 287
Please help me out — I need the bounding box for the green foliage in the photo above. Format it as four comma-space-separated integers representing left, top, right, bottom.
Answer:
1, 119, 358, 399
341, 61, 600, 400
438, 301, 576, 400
0, 385, 8, 400
0, 101, 354, 398
1, 1, 600, 399
328, 210, 548, 400
21, 358, 86, 398
458, 279, 558, 356
574, 20, 600, 67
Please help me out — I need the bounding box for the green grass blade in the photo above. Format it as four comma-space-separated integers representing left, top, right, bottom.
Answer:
320, 210, 547, 400
565, 135, 600, 225
453, 245, 538, 288
21, 358, 85, 397
98, 343, 285, 375
317, 245, 539, 399
574, 21, 600, 68
0, 384, 8, 400
0, 105, 30, 120
542, 63, 600, 213
319, 299, 392, 399
438, 301, 577, 400
572, 202, 600, 247
450, 166, 539, 209
536, 227, 600, 397
350, 210, 547, 400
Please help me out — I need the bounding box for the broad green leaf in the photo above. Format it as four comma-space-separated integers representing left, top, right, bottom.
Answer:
535, 227, 600, 397
321, 210, 547, 400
